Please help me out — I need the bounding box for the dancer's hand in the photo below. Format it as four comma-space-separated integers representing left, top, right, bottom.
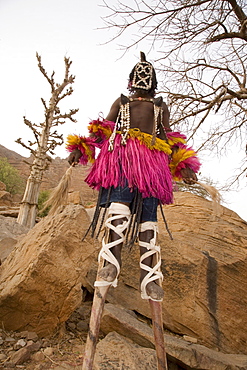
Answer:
68, 149, 82, 166
181, 167, 197, 185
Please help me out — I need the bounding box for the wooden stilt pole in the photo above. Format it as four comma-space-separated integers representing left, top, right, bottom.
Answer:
82, 283, 110, 370
149, 300, 168, 370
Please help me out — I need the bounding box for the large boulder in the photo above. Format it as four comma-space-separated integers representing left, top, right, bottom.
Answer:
0, 181, 13, 206
0, 204, 99, 336
86, 192, 247, 355
0, 191, 12, 206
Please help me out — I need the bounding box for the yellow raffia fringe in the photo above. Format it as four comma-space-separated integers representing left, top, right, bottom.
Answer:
169, 147, 197, 178
127, 128, 172, 154
81, 142, 95, 163
88, 123, 113, 139
66, 134, 95, 163
167, 135, 186, 147
66, 134, 83, 147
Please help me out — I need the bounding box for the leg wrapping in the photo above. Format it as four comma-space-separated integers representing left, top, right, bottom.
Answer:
94, 203, 131, 288
139, 221, 163, 301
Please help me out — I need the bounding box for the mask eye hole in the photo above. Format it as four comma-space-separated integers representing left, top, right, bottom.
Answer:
137, 65, 144, 73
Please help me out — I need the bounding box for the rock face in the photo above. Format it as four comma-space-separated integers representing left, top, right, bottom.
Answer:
0, 192, 247, 358
0, 204, 99, 336
162, 193, 247, 355
86, 192, 247, 355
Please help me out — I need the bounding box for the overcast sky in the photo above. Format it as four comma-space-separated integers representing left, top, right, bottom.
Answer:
0, 0, 246, 220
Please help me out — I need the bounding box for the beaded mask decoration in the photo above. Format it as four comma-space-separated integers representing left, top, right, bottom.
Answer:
132, 61, 153, 90
131, 52, 154, 90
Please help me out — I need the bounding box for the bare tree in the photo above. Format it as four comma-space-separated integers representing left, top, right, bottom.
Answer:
102, 0, 247, 183
17, 53, 78, 228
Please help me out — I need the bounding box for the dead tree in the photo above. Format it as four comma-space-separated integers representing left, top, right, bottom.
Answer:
102, 0, 247, 183
16, 53, 78, 228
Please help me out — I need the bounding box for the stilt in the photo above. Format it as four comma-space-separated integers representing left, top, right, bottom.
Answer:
82, 287, 168, 370
83, 210, 167, 369
82, 283, 110, 370
82, 203, 131, 369
149, 300, 168, 370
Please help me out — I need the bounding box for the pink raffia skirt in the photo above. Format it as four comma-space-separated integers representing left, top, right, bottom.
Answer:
85, 134, 173, 205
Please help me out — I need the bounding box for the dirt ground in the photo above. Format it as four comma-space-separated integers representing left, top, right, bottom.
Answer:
0, 298, 96, 370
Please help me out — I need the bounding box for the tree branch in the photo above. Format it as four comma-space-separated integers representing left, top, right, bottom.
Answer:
227, 0, 247, 24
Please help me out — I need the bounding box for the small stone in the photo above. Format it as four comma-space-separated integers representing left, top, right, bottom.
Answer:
42, 339, 51, 347
76, 306, 86, 317
3, 361, 15, 368
10, 347, 31, 365
26, 332, 38, 341
26, 340, 42, 352
76, 320, 88, 332
31, 351, 45, 361
0, 353, 7, 361
183, 335, 198, 343
18, 331, 29, 338
14, 338, 27, 349
5, 336, 16, 342
67, 322, 76, 330
43, 347, 54, 356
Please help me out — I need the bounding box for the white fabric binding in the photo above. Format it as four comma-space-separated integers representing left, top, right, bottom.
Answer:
139, 221, 163, 301
94, 203, 131, 288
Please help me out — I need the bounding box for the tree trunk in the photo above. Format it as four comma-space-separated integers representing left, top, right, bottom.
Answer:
17, 178, 41, 228
17, 149, 47, 228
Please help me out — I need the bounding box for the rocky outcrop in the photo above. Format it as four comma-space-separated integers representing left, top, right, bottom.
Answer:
0, 144, 97, 204
0, 192, 246, 359
0, 204, 99, 336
